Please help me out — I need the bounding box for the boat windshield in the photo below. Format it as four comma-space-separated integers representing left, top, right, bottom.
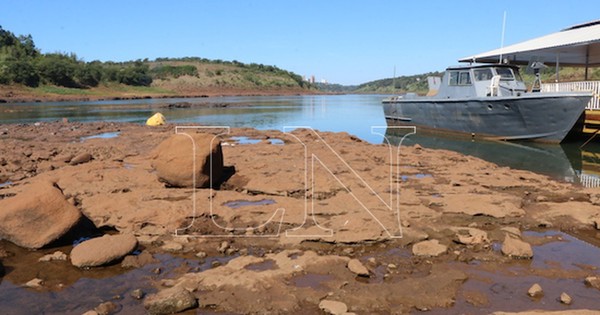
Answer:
474, 68, 494, 81
495, 67, 515, 81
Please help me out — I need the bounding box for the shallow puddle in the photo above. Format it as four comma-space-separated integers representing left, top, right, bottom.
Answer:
244, 259, 278, 271
0, 242, 237, 314
228, 136, 261, 145
223, 199, 276, 209
443, 230, 600, 313
400, 173, 432, 181
291, 273, 335, 289
80, 131, 120, 142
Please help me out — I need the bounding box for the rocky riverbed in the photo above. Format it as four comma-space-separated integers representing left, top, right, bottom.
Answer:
0, 121, 600, 314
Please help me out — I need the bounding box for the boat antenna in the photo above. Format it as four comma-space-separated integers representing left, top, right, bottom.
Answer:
499, 11, 507, 64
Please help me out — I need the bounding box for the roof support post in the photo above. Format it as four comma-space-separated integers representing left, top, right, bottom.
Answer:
585, 45, 590, 80
555, 54, 560, 82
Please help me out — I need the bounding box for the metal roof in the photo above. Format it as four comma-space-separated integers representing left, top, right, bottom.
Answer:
459, 20, 600, 66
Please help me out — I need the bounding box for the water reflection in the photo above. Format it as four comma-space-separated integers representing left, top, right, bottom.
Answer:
385, 128, 600, 188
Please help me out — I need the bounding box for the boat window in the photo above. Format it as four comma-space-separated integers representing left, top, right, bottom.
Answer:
474, 68, 494, 81
449, 71, 459, 85
459, 72, 471, 85
495, 67, 515, 80
449, 71, 471, 86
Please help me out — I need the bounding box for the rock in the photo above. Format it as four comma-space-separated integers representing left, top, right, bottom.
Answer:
82, 311, 98, 315
70, 234, 138, 268
24, 278, 43, 288
500, 226, 522, 237
39, 251, 68, 262
387, 263, 397, 269
53, 153, 74, 163
217, 241, 229, 253
161, 241, 183, 252
151, 133, 223, 188
94, 301, 119, 315
121, 251, 157, 268
143, 286, 198, 315
584, 276, 600, 290
527, 283, 543, 297
131, 289, 145, 300
318, 299, 348, 315
454, 228, 489, 245
347, 258, 369, 277
367, 257, 377, 265
69, 152, 93, 165
560, 292, 572, 305
501, 234, 533, 259
195, 251, 207, 259
412, 239, 447, 257
0, 180, 82, 249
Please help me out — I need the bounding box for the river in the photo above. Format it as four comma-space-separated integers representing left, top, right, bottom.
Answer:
1, 94, 599, 187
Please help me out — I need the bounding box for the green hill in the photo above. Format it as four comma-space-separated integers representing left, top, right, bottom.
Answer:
0, 26, 317, 101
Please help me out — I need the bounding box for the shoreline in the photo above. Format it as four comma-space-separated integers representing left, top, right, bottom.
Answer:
0, 85, 336, 104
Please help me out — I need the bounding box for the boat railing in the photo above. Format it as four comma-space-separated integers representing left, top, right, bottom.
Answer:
541, 81, 600, 110
580, 172, 600, 188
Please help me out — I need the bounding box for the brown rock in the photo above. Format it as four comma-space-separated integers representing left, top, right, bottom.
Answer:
151, 133, 223, 188
143, 286, 198, 315
527, 283, 543, 297
70, 234, 138, 268
318, 299, 348, 315
94, 301, 119, 315
412, 239, 447, 257
38, 251, 68, 262
560, 292, 572, 305
347, 258, 369, 277
69, 153, 93, 165
121, 251, 157, 268
501, 234, 533, 259
0, 181, 82, 249
584, 276, 600, 290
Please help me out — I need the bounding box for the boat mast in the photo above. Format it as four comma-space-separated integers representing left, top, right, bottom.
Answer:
499, 11, 507, 64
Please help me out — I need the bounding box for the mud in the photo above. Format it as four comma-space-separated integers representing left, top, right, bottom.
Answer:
0, 121, 599, 314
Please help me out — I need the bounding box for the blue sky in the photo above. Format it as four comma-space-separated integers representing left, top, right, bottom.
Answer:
1, 1, 599, 85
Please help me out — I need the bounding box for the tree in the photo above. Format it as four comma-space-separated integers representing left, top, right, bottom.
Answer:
116, 61, 152, 86
75, 62, 102, 87
37, 53, 79, 87
6, 58, 40, 87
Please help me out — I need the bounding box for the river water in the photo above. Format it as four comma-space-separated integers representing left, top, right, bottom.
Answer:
1, 94, 599, 187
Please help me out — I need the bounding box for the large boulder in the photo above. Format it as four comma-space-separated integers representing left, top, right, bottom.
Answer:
0, 180, 82, 249
151, 133, 223, 188
70, 234, 138, 268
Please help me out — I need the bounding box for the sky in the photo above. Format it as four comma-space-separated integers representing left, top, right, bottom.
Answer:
1, 1, 600, 85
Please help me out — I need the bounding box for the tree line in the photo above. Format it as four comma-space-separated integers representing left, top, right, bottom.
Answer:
0, 26, 154, 88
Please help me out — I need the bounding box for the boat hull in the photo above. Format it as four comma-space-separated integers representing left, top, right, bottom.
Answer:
383, 92, 592, 143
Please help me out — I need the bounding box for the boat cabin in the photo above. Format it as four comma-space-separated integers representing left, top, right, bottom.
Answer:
434, 64, 527, 99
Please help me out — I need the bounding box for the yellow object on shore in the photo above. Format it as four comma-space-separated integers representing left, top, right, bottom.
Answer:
146, 113, 166, 126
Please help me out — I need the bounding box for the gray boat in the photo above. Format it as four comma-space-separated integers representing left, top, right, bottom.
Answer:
382, 64, 592, 143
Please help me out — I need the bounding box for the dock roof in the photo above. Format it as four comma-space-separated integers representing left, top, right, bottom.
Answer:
459, 20, 600, 66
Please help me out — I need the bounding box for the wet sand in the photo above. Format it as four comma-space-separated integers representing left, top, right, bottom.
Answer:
0, 121, 600, 314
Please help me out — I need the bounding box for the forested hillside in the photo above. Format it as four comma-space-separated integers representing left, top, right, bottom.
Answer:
0, 26, 315, 101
